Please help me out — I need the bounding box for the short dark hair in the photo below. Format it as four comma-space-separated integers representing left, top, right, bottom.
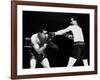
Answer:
70, 16, 79, 23
39, 26, 47, 33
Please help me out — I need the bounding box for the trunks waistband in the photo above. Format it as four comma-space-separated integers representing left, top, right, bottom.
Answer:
74, 41, 85, 46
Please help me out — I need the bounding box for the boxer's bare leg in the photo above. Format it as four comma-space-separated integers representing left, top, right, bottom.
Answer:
67, 57, 77, 67
41, 58, 50, 68
82, 59, 88, 66
30, 56, 36, 69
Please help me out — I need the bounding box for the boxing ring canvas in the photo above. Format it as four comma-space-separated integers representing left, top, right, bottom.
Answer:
11, 1, 97, 79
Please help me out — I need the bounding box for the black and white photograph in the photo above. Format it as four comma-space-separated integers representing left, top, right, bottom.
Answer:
11, 1, 97, 79
23, 11, 89, 69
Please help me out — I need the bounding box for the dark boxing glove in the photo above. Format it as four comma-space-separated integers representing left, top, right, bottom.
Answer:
48, 42, 59, 50
45, 32, 55, 44
63, 31, 73, 40
65, 34, 73, 40
48, 32, 55, 39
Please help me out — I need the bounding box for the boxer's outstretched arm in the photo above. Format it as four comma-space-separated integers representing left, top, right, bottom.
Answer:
55, 26, 71, 36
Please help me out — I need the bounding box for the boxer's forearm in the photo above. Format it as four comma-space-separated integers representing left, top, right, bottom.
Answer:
55, 27, 71, 36
33, 43, 47, 54
55, 30, 64, 35
39, 44, 47, 53
55, 29, 67, 36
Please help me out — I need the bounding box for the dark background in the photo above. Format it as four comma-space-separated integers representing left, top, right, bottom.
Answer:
23, 11, 90, 68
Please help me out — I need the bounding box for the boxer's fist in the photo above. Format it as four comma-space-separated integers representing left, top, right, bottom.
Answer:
65, 34, 73, 40
48, 32, 55, 38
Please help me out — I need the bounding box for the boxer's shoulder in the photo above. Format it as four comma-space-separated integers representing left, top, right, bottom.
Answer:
31, 33, 39, 43
31, 33, 38, 39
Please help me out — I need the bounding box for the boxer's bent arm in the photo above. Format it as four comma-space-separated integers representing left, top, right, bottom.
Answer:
31, 34, 47, 54
33, 43, 47, 54
31, 35, 41, 54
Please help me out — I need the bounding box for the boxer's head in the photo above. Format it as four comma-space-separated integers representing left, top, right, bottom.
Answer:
70, 17, 78, 25
38, 26, 48, 40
